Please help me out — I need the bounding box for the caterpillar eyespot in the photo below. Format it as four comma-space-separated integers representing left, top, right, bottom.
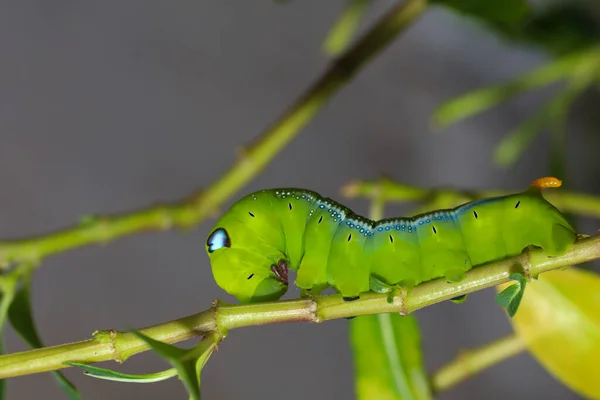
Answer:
205, 179, 576, 304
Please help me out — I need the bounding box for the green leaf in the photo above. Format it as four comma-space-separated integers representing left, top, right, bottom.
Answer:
495, 273, 527, 317
7, 274, 80, 400
503, 268, 600, 399
131, 330, 218, 400
433, 0, 529, 25
350, 314, 432, 400
323, 0, 369, 56
65, 362, 178, 383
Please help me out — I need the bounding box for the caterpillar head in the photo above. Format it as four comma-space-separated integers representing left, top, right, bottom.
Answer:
205, 192, 289, 303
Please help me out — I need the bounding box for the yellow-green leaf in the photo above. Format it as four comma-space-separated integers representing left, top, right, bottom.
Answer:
500, 268, 600, 399
350, 314, 432, 400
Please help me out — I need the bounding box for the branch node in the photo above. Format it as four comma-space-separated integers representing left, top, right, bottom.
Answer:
520, 248, 534, 281
92, 329, 123, 363
308, 299, 321, 323
396, 288, 408, 316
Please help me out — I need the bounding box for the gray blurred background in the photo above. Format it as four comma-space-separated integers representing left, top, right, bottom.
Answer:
1, 1, 598, 399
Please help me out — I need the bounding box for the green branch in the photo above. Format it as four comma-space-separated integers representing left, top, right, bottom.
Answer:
342, 178, 600, 219
0, 0, 428, 269
0, 234, 598, 380
431, 334, 526, 393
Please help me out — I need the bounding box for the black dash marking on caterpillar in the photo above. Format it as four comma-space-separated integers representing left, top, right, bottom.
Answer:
343, 296, 360, 302
515, 201, 521, 209
247, 273, 254, 280
347, 234, 352, 242
318, 216, 323, 224
389, 235, 394, 243
432, 226, 437, 234
288, 203, 292, 210
345, 316, 356, 320
248, 212, 255, 217
473, 210, 478, 219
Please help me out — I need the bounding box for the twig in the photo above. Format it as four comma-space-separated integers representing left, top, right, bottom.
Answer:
431, 334, 526, 393
0, 0, 427, 269
0, 234, 598, 379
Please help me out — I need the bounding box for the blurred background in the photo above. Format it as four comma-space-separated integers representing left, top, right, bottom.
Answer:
1, 1, 599, 399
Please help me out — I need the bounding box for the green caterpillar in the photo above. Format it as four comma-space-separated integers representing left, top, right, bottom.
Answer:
205, 177, 575, 303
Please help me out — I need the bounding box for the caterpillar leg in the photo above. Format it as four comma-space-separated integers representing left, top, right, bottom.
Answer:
450, 294, 468, 304
444, 268, 466, 283
369, 275, 394, 294
546, 223, 576, 255
270, 259, 289, 286
343, 295, 360, 320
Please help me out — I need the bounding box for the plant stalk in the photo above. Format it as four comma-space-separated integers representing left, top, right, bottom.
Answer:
0, 234, 597, 379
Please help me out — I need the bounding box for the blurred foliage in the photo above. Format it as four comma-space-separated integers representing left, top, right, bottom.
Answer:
431, 0, 600, 169
498, 268, 600, 399
325, 1, 600, 56
482, 2, 600, 56
350, 314, 431, 400
324, 0, 600, 170
433, 0, 530, 26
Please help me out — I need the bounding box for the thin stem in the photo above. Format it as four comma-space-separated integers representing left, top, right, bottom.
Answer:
0, 234, 598, 379
342, 179, 600, 220
431, 334, 526, 393
0, 0, 427, 269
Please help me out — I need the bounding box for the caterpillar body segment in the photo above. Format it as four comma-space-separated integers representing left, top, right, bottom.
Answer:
205, 179, 576, 303
296, 196, 351, 294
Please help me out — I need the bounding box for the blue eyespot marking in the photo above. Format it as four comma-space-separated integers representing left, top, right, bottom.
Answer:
207, 228, 231, 253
